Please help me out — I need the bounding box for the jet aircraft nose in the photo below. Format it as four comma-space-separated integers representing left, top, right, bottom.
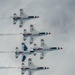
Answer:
35, 16, 39, 18
45, 67, 49, 69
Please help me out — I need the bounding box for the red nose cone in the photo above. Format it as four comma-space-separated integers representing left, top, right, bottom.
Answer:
49, 33, 51, 34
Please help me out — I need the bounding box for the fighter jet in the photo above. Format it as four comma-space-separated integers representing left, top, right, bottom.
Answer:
12, 9, 39, 27
0, 25, 51, 44
32, 39, 63, 59
21, 25, 51, 44
0, 58, 49, 75
21, 58, 49, 75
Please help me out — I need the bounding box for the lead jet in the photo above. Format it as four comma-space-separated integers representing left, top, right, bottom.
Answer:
21, 25, 51, 44
0, 58, 49, 75
12, 9, 39, 27
32, 39, 63, 59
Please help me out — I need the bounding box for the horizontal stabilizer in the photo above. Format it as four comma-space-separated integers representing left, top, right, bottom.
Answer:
22, 43, 28, 51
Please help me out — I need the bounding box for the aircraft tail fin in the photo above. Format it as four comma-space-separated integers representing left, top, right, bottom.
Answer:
28, 58, 37, 67
41, 39, 47, 47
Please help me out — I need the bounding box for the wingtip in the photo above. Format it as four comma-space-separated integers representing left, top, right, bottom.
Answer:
28, 58, 32, 61
20, 9, 23, 11
30, 24, 33, 27
61, 47, 63, 49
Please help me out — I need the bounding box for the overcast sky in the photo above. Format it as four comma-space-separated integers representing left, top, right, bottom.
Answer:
0, 0, 75, 75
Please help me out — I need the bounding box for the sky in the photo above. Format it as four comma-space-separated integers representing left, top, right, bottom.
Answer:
0, 0, 75, 75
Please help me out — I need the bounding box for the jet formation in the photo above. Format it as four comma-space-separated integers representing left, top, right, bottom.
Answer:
15, 39, 62, 62
0, 8, 63, 75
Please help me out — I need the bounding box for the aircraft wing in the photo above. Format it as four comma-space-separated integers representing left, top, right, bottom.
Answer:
28, 59, 37, 75
19, 20, 26, 27
22, 29, 28, 41
41, 39, 47, 47
30, 25, 38, 34
40, 52, 47, 59
28, 58, 36, 67
20, 9, 27, 17
30, 36, 36, 44
28, 71, 34, 75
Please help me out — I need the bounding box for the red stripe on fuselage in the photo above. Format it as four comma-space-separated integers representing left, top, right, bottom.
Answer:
37, 48, 43, 50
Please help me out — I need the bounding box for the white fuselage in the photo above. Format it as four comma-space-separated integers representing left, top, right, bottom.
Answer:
23, 32, 48, 37
22, 67, 48, 71
16, 50, 34, 57
33, 47, 61, 53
